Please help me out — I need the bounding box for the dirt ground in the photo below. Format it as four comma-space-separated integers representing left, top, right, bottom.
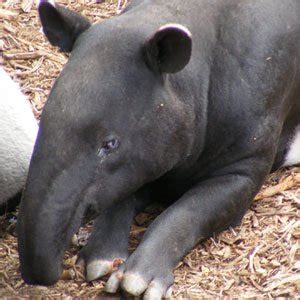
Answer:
1, 0, 299, 298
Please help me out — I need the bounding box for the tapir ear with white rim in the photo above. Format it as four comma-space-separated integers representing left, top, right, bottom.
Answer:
38, 0, 91, 52
144, 24, 192, 74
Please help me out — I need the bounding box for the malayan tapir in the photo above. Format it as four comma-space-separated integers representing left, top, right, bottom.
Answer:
0, 68, 38, 215
17, 0, 300, 298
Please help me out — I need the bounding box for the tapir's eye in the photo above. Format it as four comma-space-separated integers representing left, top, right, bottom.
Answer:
102, 139, 119, 151
98, 137, 120, 157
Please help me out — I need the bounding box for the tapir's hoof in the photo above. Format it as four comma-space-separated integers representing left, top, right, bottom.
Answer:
105, 269, 124, 293
85, 258, 125, 281
122, 273, 148, 296
105, 262, 173, 299
86, 260, 112, 281
144, 284, 173, 300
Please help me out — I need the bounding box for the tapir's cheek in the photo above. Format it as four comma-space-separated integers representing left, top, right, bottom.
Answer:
91, 147, 123, 176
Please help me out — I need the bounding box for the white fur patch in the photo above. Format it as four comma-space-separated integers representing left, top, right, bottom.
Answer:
159, 23, 192, 38
283, 125, 300, 167
0, 68, 38, 205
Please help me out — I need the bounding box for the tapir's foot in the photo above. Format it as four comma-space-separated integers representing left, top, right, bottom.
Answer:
78, 198, 137, 281
78, 229, 129, 281
87, 259, 125, 281
78, 254, 127, 281
105, 256, 174, 299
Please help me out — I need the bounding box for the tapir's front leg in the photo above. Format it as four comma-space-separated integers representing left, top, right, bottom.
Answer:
79, 196, 144, 281
106, 157, 271, 299
79, 192, 150, 281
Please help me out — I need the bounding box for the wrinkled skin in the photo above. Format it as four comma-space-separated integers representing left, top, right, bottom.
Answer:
18, 0, 300, 298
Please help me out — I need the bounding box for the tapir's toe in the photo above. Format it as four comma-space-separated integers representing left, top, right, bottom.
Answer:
106, 270, 149, 296
121, 273, 148, 296
144, 282, 173, 300
105, 261, 173, 299
86, 260, 113, 281
105, 269, 124, 293
85, 258, 126, 281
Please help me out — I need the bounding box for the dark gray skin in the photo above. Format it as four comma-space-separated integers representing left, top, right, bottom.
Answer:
17, 0, 300, 298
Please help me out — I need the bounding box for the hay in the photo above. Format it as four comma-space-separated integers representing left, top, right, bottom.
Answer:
0, 1, 299, 298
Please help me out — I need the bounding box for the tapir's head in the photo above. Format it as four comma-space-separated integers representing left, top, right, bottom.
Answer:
17, 0, 194, 285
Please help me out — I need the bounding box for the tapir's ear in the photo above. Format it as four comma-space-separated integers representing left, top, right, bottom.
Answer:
38, 0, 91, 52
144, 24, 192, 74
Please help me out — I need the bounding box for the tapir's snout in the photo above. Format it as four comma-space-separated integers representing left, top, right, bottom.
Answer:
17, 165, 90, 286
17, 197, 86, 286
17, 202, 65, 286
17, 133, 98, 285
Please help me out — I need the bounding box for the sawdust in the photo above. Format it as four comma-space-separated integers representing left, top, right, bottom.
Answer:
1, 0, 299, 298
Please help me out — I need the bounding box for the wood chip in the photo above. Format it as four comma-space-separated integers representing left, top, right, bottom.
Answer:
0, 8, 19, 20
21, 0, 34, 12
255, 174, 300, 200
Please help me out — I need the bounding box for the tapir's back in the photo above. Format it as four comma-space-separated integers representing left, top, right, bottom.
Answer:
196, 0, 300, 173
